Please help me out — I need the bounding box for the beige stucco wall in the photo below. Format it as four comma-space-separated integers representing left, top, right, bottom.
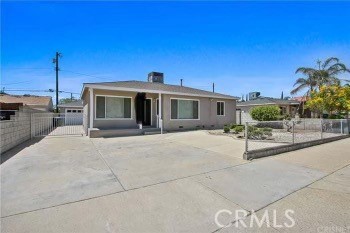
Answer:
162, 94, 236, 130
82, 89, 236, 131
85, 89, 158, 129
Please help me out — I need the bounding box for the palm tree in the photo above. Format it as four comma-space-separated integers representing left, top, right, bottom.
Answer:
291, 57, 350, 118
290, 74, 317, 117
291, 57, 350, 96
290, 73, 317, 96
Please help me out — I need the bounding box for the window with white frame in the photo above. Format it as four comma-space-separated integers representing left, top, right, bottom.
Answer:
171, 99, 199, 120
96, 96, 131, 119
217, 101, 225, 116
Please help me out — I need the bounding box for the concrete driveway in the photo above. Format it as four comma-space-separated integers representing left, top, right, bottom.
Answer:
1, 131, 349, 232
1, 131, 247, 217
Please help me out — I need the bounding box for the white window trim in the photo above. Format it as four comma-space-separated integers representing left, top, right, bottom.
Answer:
94, 95, 133, 120
217, 101, 225, 116
170, 97, 200, 120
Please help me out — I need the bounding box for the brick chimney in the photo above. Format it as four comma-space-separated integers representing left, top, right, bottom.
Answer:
148, 72, 164, 83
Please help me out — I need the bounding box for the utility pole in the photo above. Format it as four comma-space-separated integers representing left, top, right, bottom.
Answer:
53, 52, 62, 112
71, 93, 73, 101
212, 82, 215, 93
180, 79, 183, 87
317, 59, 321, 70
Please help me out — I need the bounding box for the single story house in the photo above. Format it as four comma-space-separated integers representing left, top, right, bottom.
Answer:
236, 97, 300, 124
58, 100, 84, 125
291, 96, 312, 118
81, 72, 239, 137
0, 94, 53, 112
58, 100, 83, 114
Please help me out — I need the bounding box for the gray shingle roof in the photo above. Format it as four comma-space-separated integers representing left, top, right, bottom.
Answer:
57, 100, 83, 108
237, 97, 300, 106
83, 81, 238, 99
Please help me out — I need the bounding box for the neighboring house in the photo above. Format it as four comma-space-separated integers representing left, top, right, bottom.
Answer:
0, 102, 24, 120
58, 100, 84, 125
236, 97, 300, 124
81, 72, 239, 137
58, 100, 83, 114
0, 94, 53, 112
291, 96, 312, 118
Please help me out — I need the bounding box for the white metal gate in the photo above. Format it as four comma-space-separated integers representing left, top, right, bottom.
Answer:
31, 113, 84, 137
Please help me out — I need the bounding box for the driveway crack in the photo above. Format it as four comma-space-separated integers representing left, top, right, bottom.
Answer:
89, 139, 126, 191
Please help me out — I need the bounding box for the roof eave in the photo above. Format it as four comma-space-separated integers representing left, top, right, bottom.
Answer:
81, 84, 239, 100
237, 102, 300, 107
57, 105, 83, 108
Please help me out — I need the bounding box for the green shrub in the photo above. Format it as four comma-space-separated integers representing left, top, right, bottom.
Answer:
250, 106, 280, 121
230, 124, 237, 129
248, 125, 258, 132
233, 125, 245, 133
279, 114, 291, 120
223, 126, 230, 133
329, 114, 344, 119
247, 126, 273, 139
260, 127, 273, 136
260, 127, 272, 133
256, 122, 284, 129
248, 128, 264, 139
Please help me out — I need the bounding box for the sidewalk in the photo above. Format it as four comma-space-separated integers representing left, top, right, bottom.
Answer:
218, 138, 350, 232
219, 164, 350, 232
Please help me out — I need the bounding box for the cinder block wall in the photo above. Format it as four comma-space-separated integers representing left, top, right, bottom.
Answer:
0, 107, 32, 154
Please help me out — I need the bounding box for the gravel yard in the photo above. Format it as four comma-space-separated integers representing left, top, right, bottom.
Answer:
208, 128, 344, 151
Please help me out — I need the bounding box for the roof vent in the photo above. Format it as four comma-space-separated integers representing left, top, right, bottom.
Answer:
148, 72, 164, 83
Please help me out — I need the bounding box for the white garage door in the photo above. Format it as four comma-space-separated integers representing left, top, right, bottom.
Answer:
65, 109, 83, 125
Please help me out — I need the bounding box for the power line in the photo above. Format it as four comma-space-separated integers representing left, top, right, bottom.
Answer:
3, 68, 53, 70
0, 81, 32, 86
2, 89, 53, 93
3, 67, 115, 81
60, 69, 115, 80
2, 89, 79, 95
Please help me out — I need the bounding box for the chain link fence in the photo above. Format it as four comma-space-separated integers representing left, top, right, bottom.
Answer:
245, 119, 349, 153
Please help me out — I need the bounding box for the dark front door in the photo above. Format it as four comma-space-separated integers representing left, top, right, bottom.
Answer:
143, 99, 151, 126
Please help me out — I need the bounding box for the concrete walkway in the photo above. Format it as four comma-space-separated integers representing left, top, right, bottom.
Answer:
1, 132, 349, 233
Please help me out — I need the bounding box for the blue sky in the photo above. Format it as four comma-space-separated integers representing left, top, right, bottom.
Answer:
2, 1, 350, 102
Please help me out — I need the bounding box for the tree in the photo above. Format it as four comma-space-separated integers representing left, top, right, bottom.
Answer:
59, 97, 77, 104
291, 57, 350, 96
290, 74, 317, 96
250, 106, 280, 121
306, 85, 350, 117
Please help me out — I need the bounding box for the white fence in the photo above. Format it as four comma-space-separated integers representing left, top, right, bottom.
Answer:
31, 113, 84, 137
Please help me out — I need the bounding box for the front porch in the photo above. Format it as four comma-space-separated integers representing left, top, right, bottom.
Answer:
88, 127, 161, 138
86, 88, 164, 138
